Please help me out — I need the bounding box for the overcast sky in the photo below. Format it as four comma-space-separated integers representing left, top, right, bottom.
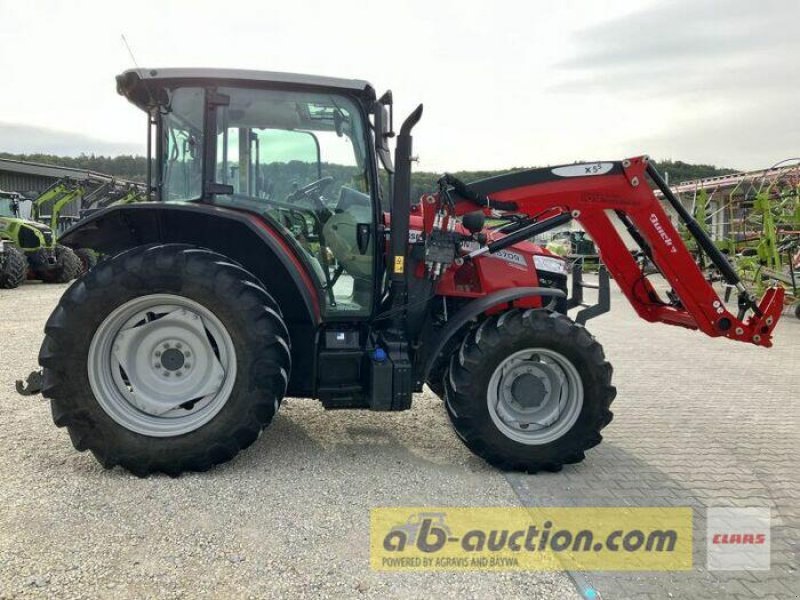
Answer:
0, 0, 797, 171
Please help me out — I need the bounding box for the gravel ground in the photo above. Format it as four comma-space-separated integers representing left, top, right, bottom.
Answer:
0, 282, 579, 599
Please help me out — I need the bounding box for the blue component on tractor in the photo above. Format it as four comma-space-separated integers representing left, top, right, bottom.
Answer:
373, 348, 387, 362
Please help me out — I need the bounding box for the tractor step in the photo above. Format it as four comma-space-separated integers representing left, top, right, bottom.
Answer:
318, 384, 369, 409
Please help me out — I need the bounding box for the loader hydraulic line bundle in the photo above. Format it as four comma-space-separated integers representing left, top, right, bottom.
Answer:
17, 68, 783, 476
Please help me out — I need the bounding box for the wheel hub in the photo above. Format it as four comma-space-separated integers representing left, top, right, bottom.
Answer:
487, 348, 584, 445
111, 307, 227, 417
510, 373, 549, 408
159, 347, 186, 372
88, 294, 237, 437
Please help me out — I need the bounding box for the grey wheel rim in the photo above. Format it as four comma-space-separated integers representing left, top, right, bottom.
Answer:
88, 294, 237, 437
487, 348, 583, 445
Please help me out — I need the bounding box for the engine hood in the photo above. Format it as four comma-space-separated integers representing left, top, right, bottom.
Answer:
1, 216, 51, 231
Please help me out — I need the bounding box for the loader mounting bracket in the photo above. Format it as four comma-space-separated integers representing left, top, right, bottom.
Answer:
567, 263, 611, 325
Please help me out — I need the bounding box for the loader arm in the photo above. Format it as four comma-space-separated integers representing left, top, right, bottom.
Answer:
30, 180, 85, 234
442, 156, 784, 347
47, 186, 85, 234
30, 181, 70, 223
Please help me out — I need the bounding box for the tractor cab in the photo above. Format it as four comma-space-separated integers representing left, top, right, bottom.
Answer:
0, 190, 22, 218
117, 69, 385, 319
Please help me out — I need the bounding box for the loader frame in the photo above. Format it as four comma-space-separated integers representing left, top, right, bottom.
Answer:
439, 157, 783, 347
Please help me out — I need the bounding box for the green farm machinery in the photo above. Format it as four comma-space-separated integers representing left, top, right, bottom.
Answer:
0, 188, 81, 286
28, 179, 100, 272
676, 161, 800, 317
731, 177, 800, 317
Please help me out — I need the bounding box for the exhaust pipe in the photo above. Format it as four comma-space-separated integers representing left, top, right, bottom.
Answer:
388, 104, 423, 329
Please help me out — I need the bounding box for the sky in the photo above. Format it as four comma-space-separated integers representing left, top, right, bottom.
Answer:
0, 0, 797, 172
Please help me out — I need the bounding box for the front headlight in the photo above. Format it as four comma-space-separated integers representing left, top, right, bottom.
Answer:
533, 254, 567, 275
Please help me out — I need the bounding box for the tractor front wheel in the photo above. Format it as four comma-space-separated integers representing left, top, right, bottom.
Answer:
39, 244, 291, 476
39, 245, 82, 283
74, 248, 98, 274
444, 309, 615, 473
0, 244, 26, 289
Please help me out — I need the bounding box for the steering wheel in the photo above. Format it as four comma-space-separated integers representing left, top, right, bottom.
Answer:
288, 176, 334, 211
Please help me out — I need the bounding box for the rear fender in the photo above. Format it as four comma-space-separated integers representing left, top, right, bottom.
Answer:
60, 202, 321, 395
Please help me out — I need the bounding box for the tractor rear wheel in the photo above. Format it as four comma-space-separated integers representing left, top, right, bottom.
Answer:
444, 309, 615, 473
39, 245, 82, 283
74, 248, 98, 274
39, 243, 291, 476
0, 244, 26, 289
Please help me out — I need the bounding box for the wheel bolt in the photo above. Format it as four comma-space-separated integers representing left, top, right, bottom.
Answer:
163, 371, 170, 377
176, 343, 182, 349
163, 342, 170, 349
185, 363, 191, 369
155, 351, 162, 357
176, 372, 182, 377
185, 351, 191, 358
154, 363, 161, 369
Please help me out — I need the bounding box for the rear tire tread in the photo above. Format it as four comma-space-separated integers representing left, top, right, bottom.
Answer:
39, 243, 291, 476
39, 245, 82, 284
0, 244, 26, 289
73, 248, 98, 274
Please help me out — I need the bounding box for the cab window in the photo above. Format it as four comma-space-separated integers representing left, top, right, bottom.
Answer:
213, 87, 374, 318
161, 87, 204, 202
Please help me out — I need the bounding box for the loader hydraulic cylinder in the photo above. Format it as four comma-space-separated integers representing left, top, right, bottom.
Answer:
468, 212, 573, 258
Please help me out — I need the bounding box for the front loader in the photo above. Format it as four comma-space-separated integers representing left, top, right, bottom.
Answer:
23, 68, 783, 476
81, 182, 147, 216
30, 178, 100, 273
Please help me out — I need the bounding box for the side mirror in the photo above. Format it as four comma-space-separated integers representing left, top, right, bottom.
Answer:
374, 91, 395, 173
378, 90, 394, 136
333, 109, 348, 138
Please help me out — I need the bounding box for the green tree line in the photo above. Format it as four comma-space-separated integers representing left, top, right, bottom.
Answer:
1, 152, 736, 193
0, 152, 147, 181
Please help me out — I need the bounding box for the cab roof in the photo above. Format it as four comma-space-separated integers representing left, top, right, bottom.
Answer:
116, 68, 376, 111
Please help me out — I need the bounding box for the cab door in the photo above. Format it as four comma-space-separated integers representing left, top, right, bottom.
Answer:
209, 87, 378, 320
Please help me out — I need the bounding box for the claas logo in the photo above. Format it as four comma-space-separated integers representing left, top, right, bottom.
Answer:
711, 533, 766, 545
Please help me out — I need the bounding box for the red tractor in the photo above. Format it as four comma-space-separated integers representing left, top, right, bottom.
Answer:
29, 69, 784, 476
